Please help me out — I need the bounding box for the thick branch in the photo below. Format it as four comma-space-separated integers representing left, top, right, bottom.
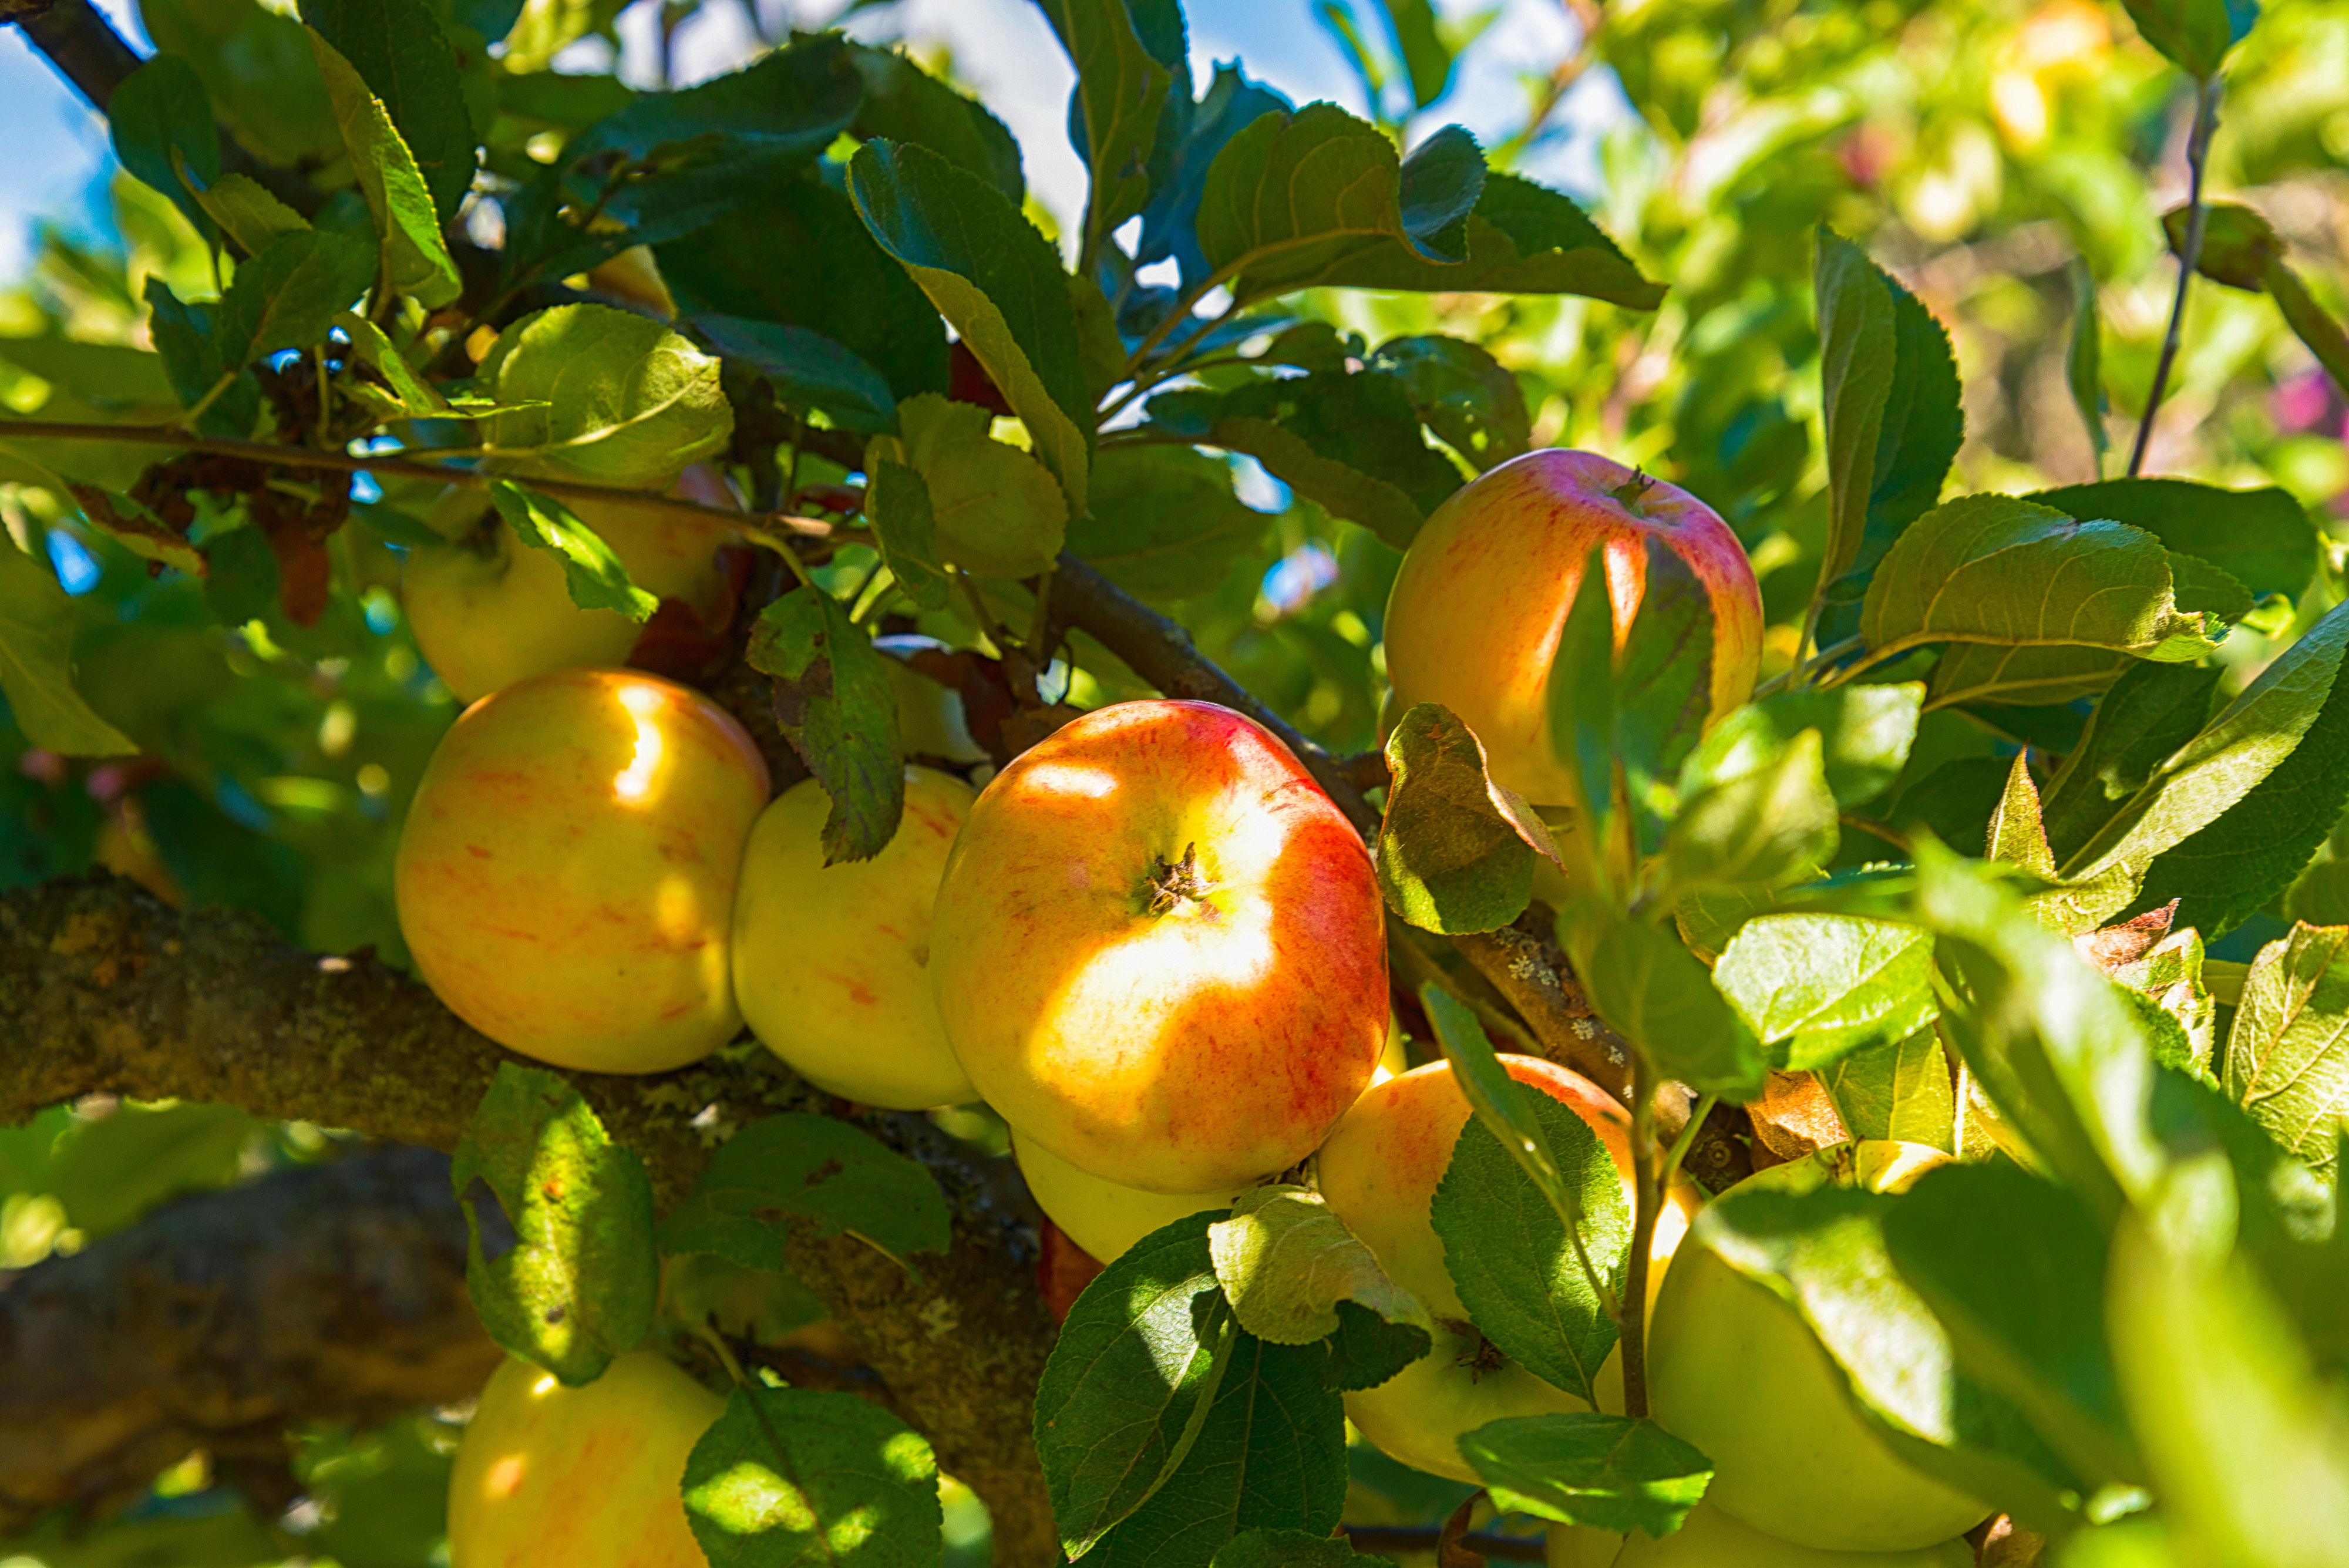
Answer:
0, 1143, 499, 1533
0, 873, 1059, 1563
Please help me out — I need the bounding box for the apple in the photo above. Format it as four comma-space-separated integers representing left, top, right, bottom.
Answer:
927, 698, 1388, 1194
448, 1351, 723, 1568
405, 485, 732, 704
395, 667, 769, 1073
1012, 1130, 1263, 1266
1647, 1142, 1991, 1552
1381, 449, 1763, 806
1314, 1055, 1701, 1484
1584, 1503, 1974, 1567
731, 766, 978, 1109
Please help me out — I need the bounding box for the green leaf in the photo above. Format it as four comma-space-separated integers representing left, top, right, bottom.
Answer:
476, 304, 733, 487
2067, 257, 2108, 472
302, 0, 477, 221
1559, 904, 1767, 1100
142, 277, 259, 438
0, 539, 139, 758
1376, 701, 1561, 934
1302, 171, 1663, 307
657, 180, 950, 406
658, 1112, 951, 1274
847, 43, 1024, 204
1818, 1029, 1955, 1152
1369, 333, 1530, 470
1713, 914, 1939, 1074
863, 459, 950, 614
190, 171, 311, 258
1063, 446, 1268, 601
309, 28, 462, 308
1883, 1160, 2139, 1489
1459, 1414, 1714, 1536
449, 1063, 658, 1386
691, 315, 897, 435
334, 309, 449, 419
2224, 924, 2349, 1177
866, 394, 1067, 579
1664, 728, 1839, 897
219, 229, 378, 366
1034, 1213, 1236, 1559
2119, 0, 2259, 78
1431, 1086, 1633, 1404
1416, 982, 1605, 1240
1034, 0, 1180, 261
1379, 0, 1459, 108
748, 587, 904, 864
484, 482, 657, 621
682, 1384, 943, 1566
0, 338, 176, 411
1210, 1529, 1361, 1568
2038, 660, 2223, 864
2028, 478, 2318, 605
498, 0, 626, 73
1139, 65, 1294, 287
143, 0, 343, 168
1987, 754, 2059, 880
1809, 231, 1964, 650
1698, 684, 1923, 809
847, 139, 1092, 516
1207, 1186, 1434, 1356
1859, 496, 2218, 664
109, 53, 221, 233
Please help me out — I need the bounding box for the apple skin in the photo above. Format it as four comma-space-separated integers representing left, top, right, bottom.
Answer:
1585, 1503, 1974, 1567
1012, 1130, 1261, 1266
927, 699, 1388, 1194
449, 1351, 724, 1568
405, 487, 730, 704
396, 668, 769, 1073
1314, 1055, 1701, 1483
1381, 449, 1762, 806
731, 767, 978, 1109
1648, 1142, 1990, 1553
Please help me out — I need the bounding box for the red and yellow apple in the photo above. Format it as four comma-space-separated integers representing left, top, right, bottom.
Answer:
405, 485, 732, 704
396, 667, 769, 1073
731, 767, 977, 1109
449, 1351, 723, 1568
1315, 1055, 1701, 1483
927, 699, 1388, 1194
1587, 1503, 1974, 1567
1382, 449, 1762, 805
1648, 1142, 1991, 1552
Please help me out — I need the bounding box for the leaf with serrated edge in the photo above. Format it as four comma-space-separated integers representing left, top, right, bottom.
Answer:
334, 310, 449, 419
1714, 914, 1939, 1074
487, 482, 657, 620
308, 28, 462, 307
658, 1112, 950, 1276
1811, 228, 1897, 604
1460, 1413, 1713, 1536
748, 587, 904, 863
1697, 685, 1923, 810
1209, 1185, 1433, 1348
863, 457, 950, 611
1818, 1029, 1955, 1152
1377, 702, 1563, 935
867, 394, 1066, 578
477, 304, 733, 487
2225, 924, 2349, 1177
1987, 756, 2058, 880
1415, 982, 1585, 1230
218, 229, 378, 366
0, 538, 137, 756
1561, 903, 1766, 1099
1210, 1529, 1360, 1568
682, 1384, 942, 1567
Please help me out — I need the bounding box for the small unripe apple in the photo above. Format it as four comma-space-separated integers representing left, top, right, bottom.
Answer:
449, 1351, 723, 1568
405, 486, 731, 704
1586, 1502, 1974, 1566
731, 768, 977, 1109
1315, 1056, 1701, 1483
928, 699, 1388, 1194
396, 668, 769, 1073
1382, 449, 1762, 806
1648, 1142, 1990, 1552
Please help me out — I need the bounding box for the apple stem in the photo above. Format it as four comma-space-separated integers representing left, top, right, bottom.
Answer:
1619, 1057, 1661, 1420
1608, 469, 1657, 507
1145, 842, 1216, 915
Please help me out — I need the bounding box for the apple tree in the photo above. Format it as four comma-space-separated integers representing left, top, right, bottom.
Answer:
0, 0, 2346, 1564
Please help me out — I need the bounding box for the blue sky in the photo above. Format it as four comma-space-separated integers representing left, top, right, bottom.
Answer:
0, 0, 1627, 281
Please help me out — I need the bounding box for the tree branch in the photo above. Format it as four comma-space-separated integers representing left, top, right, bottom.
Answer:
0, 873, 1059, 1563
0, 1143, 499, 1533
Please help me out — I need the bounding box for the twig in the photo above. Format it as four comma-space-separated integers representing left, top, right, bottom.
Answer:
1341, 1524, 1545, 1562
2129, 76, 2221, 478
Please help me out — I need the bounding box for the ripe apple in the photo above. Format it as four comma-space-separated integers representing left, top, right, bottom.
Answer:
449, 1351, 723, 1568
1584, 1503, 1974, 1567
927, 698, 1388, 1194
405, 485, 731, 704
731, 766, 978, 1109
396, 667, 769, 1073
1381, 449, 1762, 806
1314, 1055, 1701, 1484
1648, 1142, 1991, 1552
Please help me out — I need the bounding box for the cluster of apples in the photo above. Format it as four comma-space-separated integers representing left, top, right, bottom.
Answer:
405, 451, 1990, 1566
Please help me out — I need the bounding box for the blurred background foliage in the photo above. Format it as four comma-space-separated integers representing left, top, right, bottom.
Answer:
0, 0, 2345, 1562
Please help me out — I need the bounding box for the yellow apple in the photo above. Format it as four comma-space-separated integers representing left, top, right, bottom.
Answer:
405, 486, 731, 703
396, 667, 769, 1072
1382, 449, 1762, 806
1648, 1142, 1991, 1552
731, 767, 977, 1109
1603, 1503, 1975, 1567
928, 699, 1389, 1194
449, 1351, 723, 1568
1314, 1055, 1701, 1483
1012, 1130, 1262, 1266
